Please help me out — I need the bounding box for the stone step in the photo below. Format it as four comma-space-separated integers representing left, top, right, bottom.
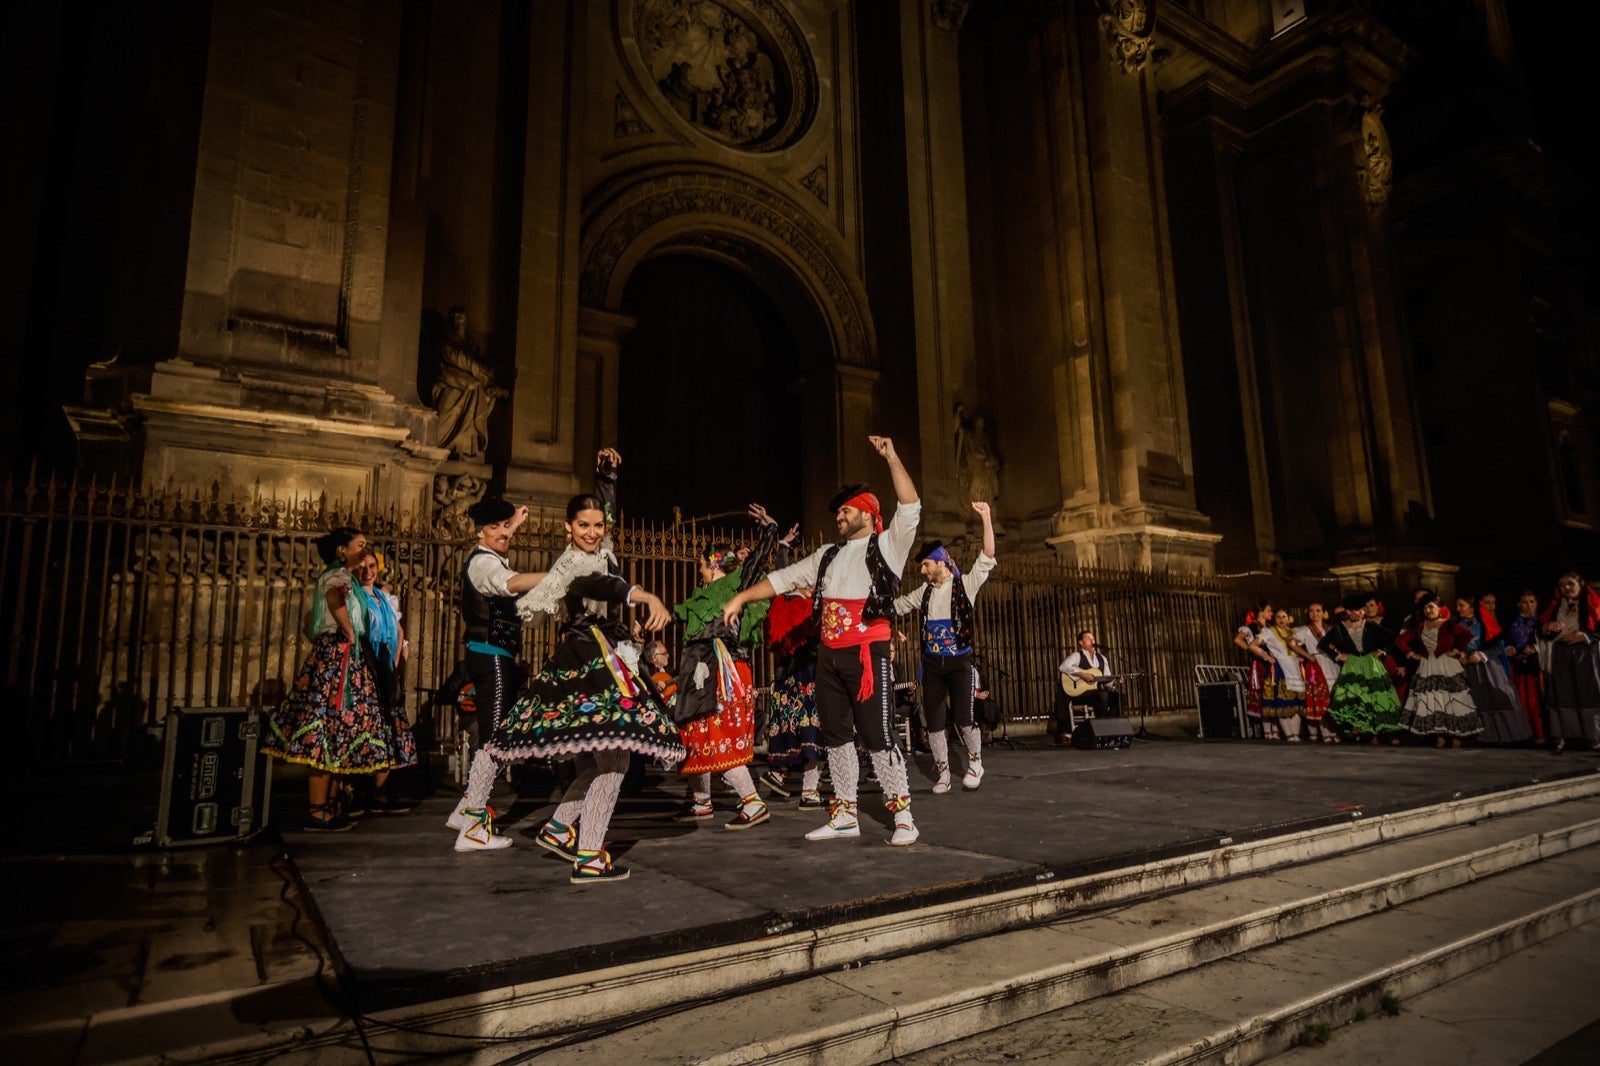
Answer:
396, 794, 1600, 1065
89, 775, 1600, 1065
893, 849, 1600, 1066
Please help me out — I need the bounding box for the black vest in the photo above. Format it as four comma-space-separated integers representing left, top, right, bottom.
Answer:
812, 534, 900, 623
921, 574, 974, 652
460, 547, 522, 655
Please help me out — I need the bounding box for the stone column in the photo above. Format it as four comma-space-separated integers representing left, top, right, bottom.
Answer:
505, 0, 585, 504
901, 0, 980, 536
1047, 1, 1216, 572
575, 308, 634, 475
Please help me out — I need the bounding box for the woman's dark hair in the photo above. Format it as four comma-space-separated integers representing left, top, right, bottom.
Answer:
702, 542, 736, 571
314, 526, 362, 565
1415, 591, 1439, 611
566, 493, 607, 521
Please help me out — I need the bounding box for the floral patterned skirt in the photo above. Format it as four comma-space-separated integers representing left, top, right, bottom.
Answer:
265, 634, 415, 773
1244, 659, 1268, 718
485, 632, 685, 762
679, 660, 757, 775
1260, 662, 1306, 719
767, 658, 825, 769
1301, 658, 1331, 720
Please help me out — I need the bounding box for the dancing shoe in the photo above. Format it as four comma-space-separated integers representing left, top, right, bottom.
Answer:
889, 814, 920, 846
961, 759, 985, 791
453, 807, 512, 852
930, 762, 952, 794
445, 798, 473, 831
535, 821, 580, 859
797, 791, 825, 810
302, 804, 355, 833
725, 801, 771, 831
759, 770, 792, 797
675, 797, 715, 822
571, 850, 630, 884
805, 799, 860, 840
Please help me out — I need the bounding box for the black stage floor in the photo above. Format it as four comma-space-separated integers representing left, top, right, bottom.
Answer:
282, 740, 1595, 1011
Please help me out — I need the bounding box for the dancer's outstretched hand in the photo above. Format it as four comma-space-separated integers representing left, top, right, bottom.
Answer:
779, 523, 799, 546
971, 501, 990, 519
747, 502, 774, 527
868, 435, 896, 460
635, 590, 670, 632
720, 595, 744, 628
597, 447, 622, 469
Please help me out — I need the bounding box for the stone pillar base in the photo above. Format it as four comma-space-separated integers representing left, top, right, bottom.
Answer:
1048, 502, 1220, 574
1329, 559, 1460, 604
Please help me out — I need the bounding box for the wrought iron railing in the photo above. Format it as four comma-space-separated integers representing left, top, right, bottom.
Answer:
0, 470, 1341, 763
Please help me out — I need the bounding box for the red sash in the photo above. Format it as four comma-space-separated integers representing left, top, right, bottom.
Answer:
820, 598, 890, 701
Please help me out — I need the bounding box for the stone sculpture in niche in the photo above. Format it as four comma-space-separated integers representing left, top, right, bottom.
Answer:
433, 473, 487, 531
954, 403, 1002, 504
431, 308, 506, 460
1097, 0, 1154, 75
639, 0, 779, 146
1357, 104, 1393, 207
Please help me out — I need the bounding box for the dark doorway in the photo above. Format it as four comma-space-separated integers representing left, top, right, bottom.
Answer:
617, 255, 810, 528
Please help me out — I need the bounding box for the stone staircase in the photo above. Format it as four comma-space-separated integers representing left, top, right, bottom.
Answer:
145, 771, 1600, 1065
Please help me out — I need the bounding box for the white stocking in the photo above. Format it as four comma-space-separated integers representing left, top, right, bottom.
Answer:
801, 764, 821, 794
722, 765, 756, 800
960, 726, 982, 761
463, 749, 500, 809
690, 771, 712, 803
551, 754, 598, 827
928, 730, 950, 768
868, 748, 910, 801
575, 750, 630, 853
826, 744, 859, 803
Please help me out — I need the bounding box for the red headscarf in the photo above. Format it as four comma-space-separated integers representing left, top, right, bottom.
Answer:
843, 491, 883, 533
1540, 578, 1600, 629
1477, 601, 1502, 643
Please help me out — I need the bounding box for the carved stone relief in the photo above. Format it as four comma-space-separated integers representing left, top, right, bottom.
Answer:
615, 88, 653, 137
580, 171, 875, 367
1097, 0, 1155, 75
432, 473, 487, 533
954, 403, 1001, 503
631, 0, 816, 152
1356, 103, 1393, 207
802, 160, 829, 205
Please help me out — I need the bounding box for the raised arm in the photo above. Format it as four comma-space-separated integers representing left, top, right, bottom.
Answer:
870, 435, 918, 505
973, 501, 996, 559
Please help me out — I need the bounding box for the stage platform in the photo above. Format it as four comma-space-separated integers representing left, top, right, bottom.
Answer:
282, 740, 1595, 1014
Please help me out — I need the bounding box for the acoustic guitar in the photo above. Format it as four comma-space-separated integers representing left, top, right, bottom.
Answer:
1059, 668, 1136, 699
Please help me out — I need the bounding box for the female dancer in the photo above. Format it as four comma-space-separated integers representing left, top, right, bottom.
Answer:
1505, 590, 1546, 742
1538, 572, 1600, 752
1396, 593, 1484, 747
471, 449, 683, 882
351, 549, 418, 812
670, 507, 781, 830
266, 528, 412, 830
1293, 602, 1338, 743
1253, 608, 1306, 741
1234, 603, 1273, 735
1320, 593, 1403, 744
1455, 595, 1529, 745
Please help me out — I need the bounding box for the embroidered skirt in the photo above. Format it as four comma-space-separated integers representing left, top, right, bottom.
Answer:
1301, 659, 1331, 720
484, 630, 685, 762
1260, 662, 1305, 719
1244, 659, 1268, 718
679, 660, 757, 775
265, 634, 415, 773
1400, 656, 1484, 737
766, 657, 825, 769
1326, 654, 1403, 736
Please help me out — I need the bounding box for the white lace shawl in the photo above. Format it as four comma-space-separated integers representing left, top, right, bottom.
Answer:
515, 543, 619, 620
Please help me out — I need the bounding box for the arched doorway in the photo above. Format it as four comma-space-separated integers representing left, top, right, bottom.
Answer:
617, 254, 817, 526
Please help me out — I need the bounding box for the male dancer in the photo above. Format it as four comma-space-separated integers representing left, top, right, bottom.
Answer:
444, 497, 545, 851
722, 436, 922, 845
894, 501, 996, 793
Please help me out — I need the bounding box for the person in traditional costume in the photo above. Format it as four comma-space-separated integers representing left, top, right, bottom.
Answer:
669, 507, 782, 830
1292, 601, 1338, 743
441, 496, 551, 849
756, 522, 827, 809
349, 549, 418, 813
266, 528, 411, 832
1396, 593, 1484, 746
1505, 590, 1546, 742
1253, 608, 1306, 741
721, 435, 922, 845
1538, 571, 1600, 753
1233, 603, 1273, 734
1454, 595, 1530, 745
461, 451, 683, 884
1320, 593, 1403, 743
892, 502, 996, 792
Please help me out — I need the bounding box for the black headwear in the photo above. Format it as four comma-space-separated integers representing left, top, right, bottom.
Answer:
915, 540, 944, 563
827, 483, 872, 514
465, 497, 516, 528
1341, 592, 1369, 613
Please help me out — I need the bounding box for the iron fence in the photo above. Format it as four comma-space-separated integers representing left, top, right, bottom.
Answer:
0, 470, 1341, 764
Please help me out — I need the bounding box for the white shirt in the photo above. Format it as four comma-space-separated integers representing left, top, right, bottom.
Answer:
1060, 649, 1109, 676
466, 548, 516, 598
893, 552, 996, 619
767, 501, 922, 598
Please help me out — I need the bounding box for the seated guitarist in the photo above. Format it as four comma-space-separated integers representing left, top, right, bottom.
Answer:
1053, 630, 1123, 745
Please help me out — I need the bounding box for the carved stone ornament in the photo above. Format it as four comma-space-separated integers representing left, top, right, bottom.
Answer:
633, 0, 816, 152
432, 473, 487, 533
954, 403, 1001, 504
614, 87, 653, 137
931, 0, 972, 32
801, 160, 829, 205
1356, 105, 1393, 207
1097, 0, 1155, 75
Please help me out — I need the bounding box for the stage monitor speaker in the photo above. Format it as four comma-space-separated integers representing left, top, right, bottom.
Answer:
1197, 682, 1243, 738
1071, 717, 1135, 750
154, 707, 272, 847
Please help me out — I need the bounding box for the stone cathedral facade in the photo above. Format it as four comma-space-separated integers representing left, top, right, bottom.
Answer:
21, 0, 1597, 591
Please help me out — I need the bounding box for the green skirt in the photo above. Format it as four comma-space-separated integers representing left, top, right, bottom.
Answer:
1326, 654, 1403, 735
